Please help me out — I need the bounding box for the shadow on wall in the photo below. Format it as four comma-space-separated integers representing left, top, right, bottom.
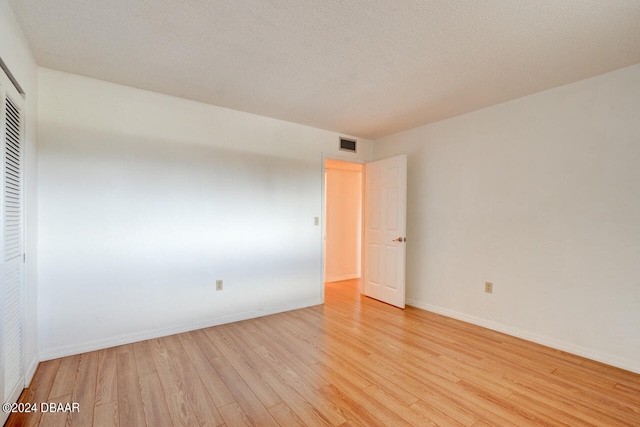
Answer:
38, 127, 322, 350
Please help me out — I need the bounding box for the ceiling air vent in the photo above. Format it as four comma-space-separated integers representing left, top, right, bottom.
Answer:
339, 137, 357, 153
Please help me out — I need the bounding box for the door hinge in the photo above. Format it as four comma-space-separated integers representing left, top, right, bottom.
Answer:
23, 253, 26, 263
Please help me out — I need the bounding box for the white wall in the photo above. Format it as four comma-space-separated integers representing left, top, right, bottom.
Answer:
324, 159, 362, 282
0, 0, 39, 382
37, 68, 372, 359
374, 64, 640, 373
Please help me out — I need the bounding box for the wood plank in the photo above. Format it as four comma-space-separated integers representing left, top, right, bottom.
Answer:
162, 334, 225, 426
48, 354, 80, 399
93, 402, 118, 427
95, 347, 118, 406
218, 402, 254, 427
179, 331, 235, 408
318, 384, 381, 427
268, 402, 307, 427
206, 354, 279, 427
253, 348, 346, 426
165, 390, 200, 427
139, 372, 173, 427
133, 340, 158, 378
362, 384, 439, 426
67, 351, 99, 426
308, 360, 414, 427
248, 320, 332, 389
116, 349, 146, 426
37, 394, 72, 427
149, 337, 200, 426
410, 395, 479, 427
261, 369, 335, 426
149, 338, 183, 396
202, 326, 282, 409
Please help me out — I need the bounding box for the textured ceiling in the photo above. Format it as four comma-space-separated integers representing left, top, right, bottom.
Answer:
7, 0, 640, 139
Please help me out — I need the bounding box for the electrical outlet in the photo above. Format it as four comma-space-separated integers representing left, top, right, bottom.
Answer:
216, 279, 223, 291
485, 282, 493, 293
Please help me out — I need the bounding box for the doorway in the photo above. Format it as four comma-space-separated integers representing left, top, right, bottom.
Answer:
323, 158, 364, 296
322, 154, 408, 308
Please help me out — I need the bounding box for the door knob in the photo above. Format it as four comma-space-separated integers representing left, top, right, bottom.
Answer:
393, 237, 406, 242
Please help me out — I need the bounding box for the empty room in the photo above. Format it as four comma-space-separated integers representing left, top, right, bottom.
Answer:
1, 0, 639, 426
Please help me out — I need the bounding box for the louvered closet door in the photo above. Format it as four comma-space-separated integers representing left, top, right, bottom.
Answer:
0, 68, 25, 423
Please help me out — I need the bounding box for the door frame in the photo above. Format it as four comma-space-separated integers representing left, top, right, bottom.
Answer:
320, 153, 366, 303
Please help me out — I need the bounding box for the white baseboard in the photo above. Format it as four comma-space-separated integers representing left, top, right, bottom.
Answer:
325, 273, 359, 283
24, 355, 39, 387
38, 298, 321, 361
406, 298, 640, 375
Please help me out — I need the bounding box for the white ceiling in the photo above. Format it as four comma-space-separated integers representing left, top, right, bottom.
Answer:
8, 0, 640, 139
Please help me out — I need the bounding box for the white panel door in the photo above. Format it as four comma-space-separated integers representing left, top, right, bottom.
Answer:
0, 68, 25, 425
363, 155, 407, 308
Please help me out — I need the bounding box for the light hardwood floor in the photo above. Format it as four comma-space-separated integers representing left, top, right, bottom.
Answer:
7, 279, 640, 426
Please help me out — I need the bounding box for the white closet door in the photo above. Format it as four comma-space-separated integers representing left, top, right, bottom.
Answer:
0, 68, 25, 424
